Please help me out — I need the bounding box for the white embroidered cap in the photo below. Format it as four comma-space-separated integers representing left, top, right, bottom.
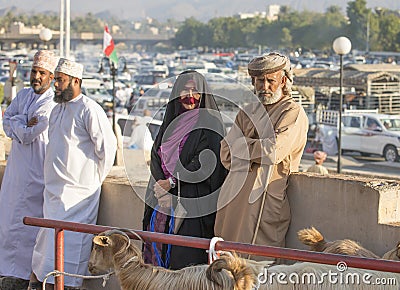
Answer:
32, 50, 58, 74
55, 58, 84, 79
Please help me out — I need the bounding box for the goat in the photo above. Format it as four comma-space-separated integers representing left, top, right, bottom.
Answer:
88, 229, 256, 290
251, 261, 400, 289
297, 227, 380, 258
382, 241, 400, 261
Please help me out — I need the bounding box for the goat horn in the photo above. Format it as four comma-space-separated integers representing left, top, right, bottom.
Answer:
120, 229, 143, 243
100, 230, 132, 248
93, 235, 112, 246
103, 228, 143, 243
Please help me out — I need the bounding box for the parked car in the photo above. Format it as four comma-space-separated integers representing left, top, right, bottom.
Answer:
81, 77, 113, 109
132, 74, 166, 91
317, 110, 400, 162
132, 98, 169, 121
115, 113, 162, 143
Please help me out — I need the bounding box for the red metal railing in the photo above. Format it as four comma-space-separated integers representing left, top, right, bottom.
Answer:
24, 216, 400, 290
54, 228, 64, 287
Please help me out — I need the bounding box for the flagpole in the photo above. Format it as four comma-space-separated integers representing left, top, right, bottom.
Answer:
111, 61, 116, 137
103, 25, 119, 165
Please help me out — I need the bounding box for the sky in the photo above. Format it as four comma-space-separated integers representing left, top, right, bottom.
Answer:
1, 0, 399, 21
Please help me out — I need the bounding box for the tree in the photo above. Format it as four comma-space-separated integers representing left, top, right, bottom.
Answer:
2, 7, 399, 52
196, 24, 213, 50
0, 12, 18, 33
279, 10, 317, 49
174, 17, 205, 49
296, 6, 347, 51
346, 0, 370, 50
377, 12, 400, 51
71, 13, 103, 33
239, 17, 268, 48
280, 27, 292, 48
208, 17, 231, 48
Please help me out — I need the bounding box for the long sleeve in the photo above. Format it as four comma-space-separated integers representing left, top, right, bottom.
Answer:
9, 107, 51, 145
2, 94, 24, 140
223, 104, 304, 168
3, 89, 55, 145
251, 106, 303, 165
184, 132, 206, 171
220, 138, 232, 170
85, 104, 117, 182
149, 138, 166, 182
221, 108, 275, 172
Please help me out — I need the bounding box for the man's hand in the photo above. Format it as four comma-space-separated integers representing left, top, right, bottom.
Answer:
27, 116, 38, 127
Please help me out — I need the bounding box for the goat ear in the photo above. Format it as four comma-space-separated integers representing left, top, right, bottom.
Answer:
93, 235, 112, 247
396, 242, 400, 256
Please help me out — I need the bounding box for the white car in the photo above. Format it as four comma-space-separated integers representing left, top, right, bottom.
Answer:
81, 77, 113, 105
131, 87, 171, 121
341, 113, 400, 162
115, 113, 162, 144
317, 110, 400, 162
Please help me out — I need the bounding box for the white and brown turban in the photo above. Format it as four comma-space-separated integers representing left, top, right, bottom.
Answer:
33, 50, 58, 74
248, 52, 293, 83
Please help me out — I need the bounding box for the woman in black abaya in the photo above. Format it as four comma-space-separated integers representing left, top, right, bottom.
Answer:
142, 70, 227, 269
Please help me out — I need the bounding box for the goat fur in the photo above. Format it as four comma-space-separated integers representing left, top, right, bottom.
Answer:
89, 229, 256, 290
250, 261, 400, 289
382, 242, 400, 261
297, 227, 380, 258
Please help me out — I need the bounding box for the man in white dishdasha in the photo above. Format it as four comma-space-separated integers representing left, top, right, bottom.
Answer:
29, 58, 117, 290
0, 50, 58, 290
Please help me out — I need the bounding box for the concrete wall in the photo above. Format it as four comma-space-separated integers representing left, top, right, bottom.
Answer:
83, 168, 147, 290
1, 161, 399, 289
84, 169, 399, 290
287, 173, 400, 257
94, 169, 400, 259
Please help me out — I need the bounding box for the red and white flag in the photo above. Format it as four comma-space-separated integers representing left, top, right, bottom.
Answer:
103, 25, 118, 65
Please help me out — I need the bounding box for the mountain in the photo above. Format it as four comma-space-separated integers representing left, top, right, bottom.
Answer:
0, 5, 24, 16
0, 5, 58, 17
94, 10, 115, 22
0, 0, 399, 21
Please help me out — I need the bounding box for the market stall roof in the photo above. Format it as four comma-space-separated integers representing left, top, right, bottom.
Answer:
293, 67, 400, 88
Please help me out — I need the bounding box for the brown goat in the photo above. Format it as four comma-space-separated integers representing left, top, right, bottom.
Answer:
382, 241, 400, 261
297, 227, 380, 258
88, 229, 256, 290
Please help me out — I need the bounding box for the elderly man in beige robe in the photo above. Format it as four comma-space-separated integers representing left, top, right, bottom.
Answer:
214, 53, 309, 258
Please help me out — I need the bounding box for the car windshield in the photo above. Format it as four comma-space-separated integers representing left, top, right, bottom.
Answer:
134, 75, 154, 85
380, 118, 400, 131
145, 89, 161, 97
87, 88, 109, 95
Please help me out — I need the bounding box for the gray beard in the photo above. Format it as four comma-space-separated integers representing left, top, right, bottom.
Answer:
31, 79, 51, 94
256, 89, 282, 105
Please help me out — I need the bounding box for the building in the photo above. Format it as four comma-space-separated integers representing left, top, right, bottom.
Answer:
267, 4, 280, 21
294, 65, 400, 114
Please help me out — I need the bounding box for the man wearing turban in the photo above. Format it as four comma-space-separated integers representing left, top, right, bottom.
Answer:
0, 50, 58, 289
29, 58, 117, 289
215, 52, 309, 258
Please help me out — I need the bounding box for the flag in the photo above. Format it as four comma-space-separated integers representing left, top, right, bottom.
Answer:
103, 25, 118, 66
